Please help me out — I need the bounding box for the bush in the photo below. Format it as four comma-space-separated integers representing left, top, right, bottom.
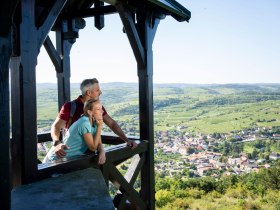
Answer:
188, 188, 205, 199
155, 190, 174, 208
243, 201, 261, 210
226, 185, 248, 199
164, 198, 190, 210
275, 201, 280, 210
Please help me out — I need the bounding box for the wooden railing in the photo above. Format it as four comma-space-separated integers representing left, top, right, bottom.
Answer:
37, 132, 148, 210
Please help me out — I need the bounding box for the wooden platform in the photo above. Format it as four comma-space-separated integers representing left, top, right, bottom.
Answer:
11, 168, 114, 210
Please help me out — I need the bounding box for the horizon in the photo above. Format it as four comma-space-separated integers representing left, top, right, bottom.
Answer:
36, 1, 280, 84
36, 82, 280, 85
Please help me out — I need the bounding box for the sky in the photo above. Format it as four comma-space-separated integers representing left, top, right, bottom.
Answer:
37, 0, 280, 84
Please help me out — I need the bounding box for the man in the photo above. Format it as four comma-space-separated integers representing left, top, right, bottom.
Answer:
51, 78, 137, 158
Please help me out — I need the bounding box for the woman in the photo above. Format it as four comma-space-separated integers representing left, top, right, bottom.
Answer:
43, 99, 106, 165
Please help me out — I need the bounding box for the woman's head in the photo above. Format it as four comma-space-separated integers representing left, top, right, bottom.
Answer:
84, 99, 103, 120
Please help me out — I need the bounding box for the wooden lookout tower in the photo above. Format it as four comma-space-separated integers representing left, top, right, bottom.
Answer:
0, 0, 191, 209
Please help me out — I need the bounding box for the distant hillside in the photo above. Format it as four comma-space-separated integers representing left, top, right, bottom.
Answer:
36, 83, 280, 134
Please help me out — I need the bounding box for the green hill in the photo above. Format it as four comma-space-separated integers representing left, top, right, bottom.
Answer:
37, 83, 280, 134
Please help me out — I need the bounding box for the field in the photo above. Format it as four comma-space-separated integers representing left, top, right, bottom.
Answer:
37, 83, 280, 135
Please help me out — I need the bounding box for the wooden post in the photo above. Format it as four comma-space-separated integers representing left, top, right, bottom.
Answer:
18, 0, 38, 183
0, 30, 12, 210
137, 13, 159, 210
10, 55, 23, 187
117, 3, 160, 208
56, 25, 73, 109
0, 0, 18, 208
11, 0, 68, 184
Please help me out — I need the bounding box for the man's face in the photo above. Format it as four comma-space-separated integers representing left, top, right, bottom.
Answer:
89, 83, 102, 100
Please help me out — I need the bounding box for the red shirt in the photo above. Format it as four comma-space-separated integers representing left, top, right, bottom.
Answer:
58, 95, 107, 127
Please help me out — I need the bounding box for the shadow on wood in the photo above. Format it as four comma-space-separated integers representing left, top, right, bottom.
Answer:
12, 168, 114, 210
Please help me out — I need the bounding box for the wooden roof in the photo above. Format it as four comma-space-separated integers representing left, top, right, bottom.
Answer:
35, 0, 190, 27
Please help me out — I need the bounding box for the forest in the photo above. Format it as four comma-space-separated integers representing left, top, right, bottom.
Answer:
155, 161, 280, 209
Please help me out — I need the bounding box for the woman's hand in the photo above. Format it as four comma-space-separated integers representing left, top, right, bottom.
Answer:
96, 119, 103, 128
98, 149, 106, 165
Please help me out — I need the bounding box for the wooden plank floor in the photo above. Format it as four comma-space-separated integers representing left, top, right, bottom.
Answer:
11, 168, 114, 210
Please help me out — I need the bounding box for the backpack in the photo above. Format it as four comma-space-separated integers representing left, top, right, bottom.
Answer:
63, 100, 76, 137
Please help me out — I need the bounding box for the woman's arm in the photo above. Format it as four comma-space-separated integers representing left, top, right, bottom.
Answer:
83, 133, 99, 151
83, 119, 103, 152
97, 143, 106, 165
83, 120, 106, 164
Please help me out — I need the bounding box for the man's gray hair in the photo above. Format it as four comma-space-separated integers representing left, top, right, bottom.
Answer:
80, 78, 99, 96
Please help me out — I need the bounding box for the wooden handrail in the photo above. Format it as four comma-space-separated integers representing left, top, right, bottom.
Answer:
37, 132, 139, 145
37, 141, 147, 179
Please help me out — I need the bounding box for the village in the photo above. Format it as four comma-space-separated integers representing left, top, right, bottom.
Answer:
154, 126, 280, 178
37, 125, 280, 178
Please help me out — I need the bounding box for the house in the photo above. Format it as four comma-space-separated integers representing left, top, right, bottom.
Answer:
269, 152, 280, 160
197, 165, 213, 176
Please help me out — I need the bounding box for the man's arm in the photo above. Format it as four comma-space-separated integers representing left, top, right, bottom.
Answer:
51, 116, 66, 142
51, 116, 69, 158
103, 113, 137, 149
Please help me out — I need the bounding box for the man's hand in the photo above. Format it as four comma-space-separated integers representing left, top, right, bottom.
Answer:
54, 143, 70, 158
127, 140, 138, 149
98, 150, 106, 165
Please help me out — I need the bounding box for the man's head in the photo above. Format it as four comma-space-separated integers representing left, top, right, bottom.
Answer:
80, 78, 102, 100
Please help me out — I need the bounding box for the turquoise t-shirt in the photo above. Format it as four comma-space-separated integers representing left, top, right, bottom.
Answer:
45, 115, 97, 161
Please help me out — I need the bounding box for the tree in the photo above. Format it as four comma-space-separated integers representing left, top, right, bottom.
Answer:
199, 177, 216, 193
187, 147, 195, 155
212, 132, 221, 139
223, 141, 230, 155
264, 163, 280, 190
251, 148, 258, 159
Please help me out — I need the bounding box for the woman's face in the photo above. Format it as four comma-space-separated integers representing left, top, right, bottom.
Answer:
92, 101, 103, 120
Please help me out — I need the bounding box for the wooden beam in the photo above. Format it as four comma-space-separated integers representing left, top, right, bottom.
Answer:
63, 5, 117, 19
117, 154, 146, 209
106, 141, 148, 164
43, 36, 62, 72
0, 0, 18, 37
36, 132, 138, 144
37, 155, 98, 180
94, 1, 105, 30
116, 3, 146, 68
106, 161, 147, 209
37, 0, 68, 47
